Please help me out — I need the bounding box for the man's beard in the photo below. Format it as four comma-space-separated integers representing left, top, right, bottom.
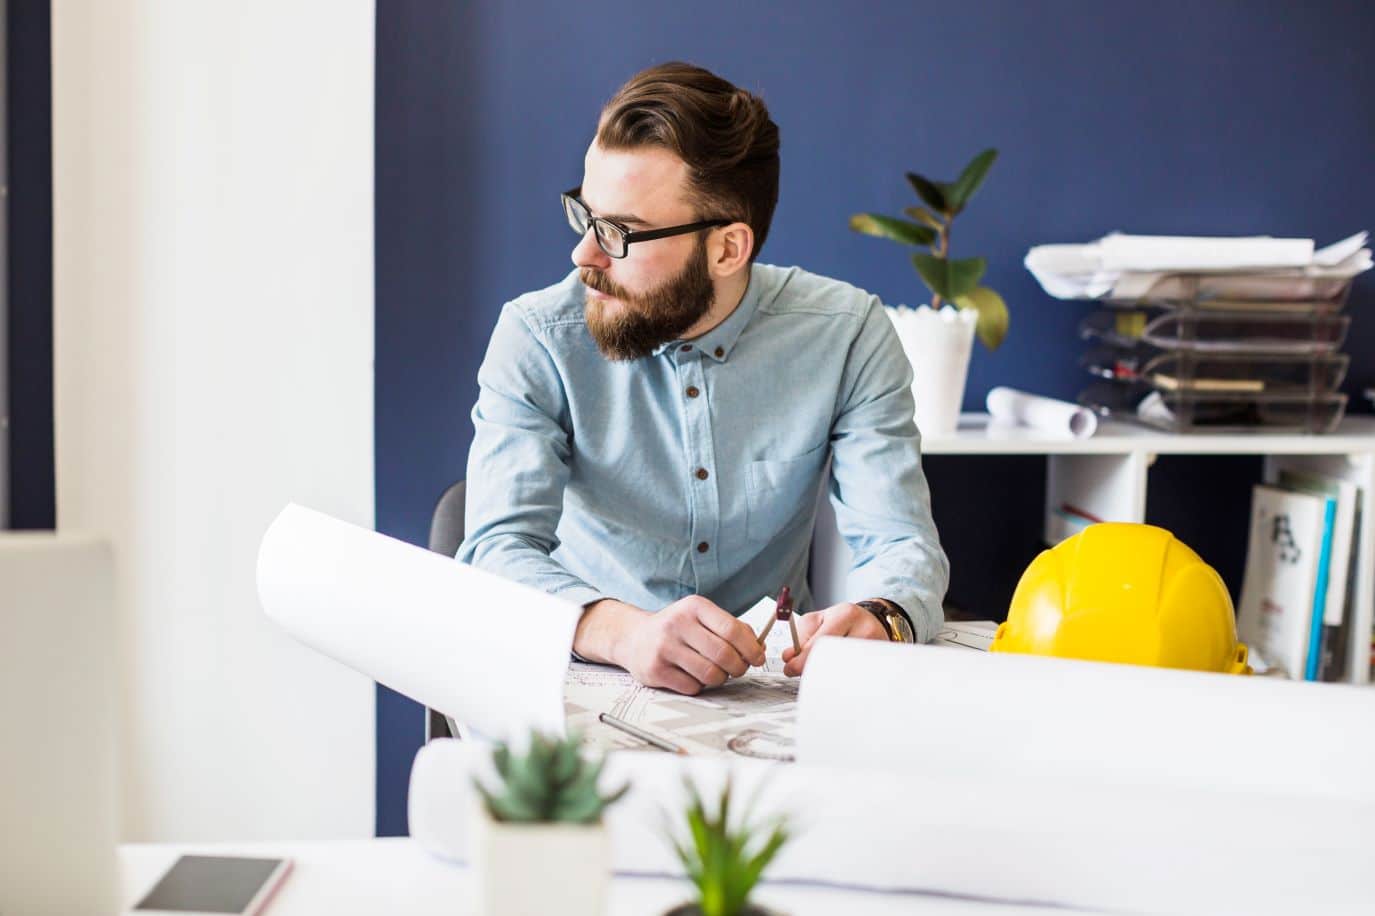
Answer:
581, 238, 715, 361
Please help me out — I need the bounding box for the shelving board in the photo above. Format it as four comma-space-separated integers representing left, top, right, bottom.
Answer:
924, 414, 1375, 456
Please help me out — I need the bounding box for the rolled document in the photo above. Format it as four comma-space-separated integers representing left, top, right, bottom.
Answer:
986, 385, 1097, 438
256, 503, 579, 741
797, 639, 1375, 803
410, 734, 1371, 915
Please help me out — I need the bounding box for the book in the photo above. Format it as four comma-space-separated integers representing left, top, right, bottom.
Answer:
1304, 497, 1337, 681
1237, 484, 1334, 680
1275, 467, 1360, 681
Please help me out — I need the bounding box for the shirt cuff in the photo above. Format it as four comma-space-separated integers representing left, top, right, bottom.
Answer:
555, 586, 609, 663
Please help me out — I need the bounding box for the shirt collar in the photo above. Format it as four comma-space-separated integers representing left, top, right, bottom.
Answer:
652, 265, 762, 362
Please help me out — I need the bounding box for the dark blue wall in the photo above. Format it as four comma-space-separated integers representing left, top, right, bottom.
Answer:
375, 0, 1375, 835
6, 0, 55, 530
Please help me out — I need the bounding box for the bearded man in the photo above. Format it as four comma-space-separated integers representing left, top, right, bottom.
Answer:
458, 62, 948, 695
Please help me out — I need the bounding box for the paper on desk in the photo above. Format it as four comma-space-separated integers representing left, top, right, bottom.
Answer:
410, 736, 1374, 916
566, 595, 797, 758
256, 503, 579, 741
796, 639, 1375, 803
986, 386, 1097, 439
932, 618, 998, 650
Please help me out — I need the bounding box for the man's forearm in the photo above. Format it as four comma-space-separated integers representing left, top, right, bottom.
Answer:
573, 598, 650, 666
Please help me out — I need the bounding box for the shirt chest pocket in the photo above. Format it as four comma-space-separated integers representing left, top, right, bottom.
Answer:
745, 441, 829, 541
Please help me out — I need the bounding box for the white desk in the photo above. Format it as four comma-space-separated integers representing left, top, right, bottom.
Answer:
120, 839, 1104, 915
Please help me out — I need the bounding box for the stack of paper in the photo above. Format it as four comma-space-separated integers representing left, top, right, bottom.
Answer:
1025, 231, 1371, 301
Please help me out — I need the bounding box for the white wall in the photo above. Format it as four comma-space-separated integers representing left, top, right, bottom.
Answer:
52, 0, 376, 841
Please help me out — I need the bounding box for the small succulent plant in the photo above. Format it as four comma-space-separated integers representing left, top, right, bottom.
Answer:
849, 147, 1009, 350
665, 777, 791, 916
475, 731, 628, 824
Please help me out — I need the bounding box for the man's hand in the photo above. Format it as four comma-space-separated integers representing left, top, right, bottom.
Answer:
781, 602, 889, 677
617, 595, 767, 695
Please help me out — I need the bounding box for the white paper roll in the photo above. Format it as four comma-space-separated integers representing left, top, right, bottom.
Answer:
986, 385, 1097, 438
409, 732, 1373, 916
797, 639, 1375, 803
256, 503, 580, 741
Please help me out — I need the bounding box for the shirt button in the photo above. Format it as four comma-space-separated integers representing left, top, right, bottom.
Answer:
695, 467, 709, 480
686, 386, 700, 398
680, 344, 692, 352
714, 347, 724, 358
697, 541, 709, 553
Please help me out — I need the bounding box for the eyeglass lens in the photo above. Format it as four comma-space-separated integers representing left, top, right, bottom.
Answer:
563, 195, 627, 258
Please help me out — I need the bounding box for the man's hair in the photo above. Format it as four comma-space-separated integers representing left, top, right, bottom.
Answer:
596, 62, 780, 262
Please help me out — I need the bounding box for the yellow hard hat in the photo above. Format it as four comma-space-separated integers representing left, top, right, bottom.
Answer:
991, 522, 1251, 674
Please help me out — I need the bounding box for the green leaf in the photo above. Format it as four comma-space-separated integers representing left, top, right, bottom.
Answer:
553, 792, 604, 824
905, 171, 948, 213
953, 286, 1010, 351
848, 213, 936, 247
903, 206, 945, 231
944, 148, 998, 214
491, 745, 511, 779
911, 254, 986, 301
485, 789, 540, 823
741, 822, 790, 895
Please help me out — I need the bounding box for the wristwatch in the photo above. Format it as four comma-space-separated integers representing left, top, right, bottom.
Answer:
857, 599, 915, 643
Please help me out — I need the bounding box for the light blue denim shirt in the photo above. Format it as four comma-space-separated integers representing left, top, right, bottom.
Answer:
458, 263, 949, 641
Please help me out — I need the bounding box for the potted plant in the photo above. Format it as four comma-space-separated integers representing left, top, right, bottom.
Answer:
471, 731, 628, 916
662, 777, 792, 916
850, 148, 1008, 437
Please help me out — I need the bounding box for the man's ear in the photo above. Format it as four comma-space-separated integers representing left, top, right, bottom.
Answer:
709, 221, 754, 276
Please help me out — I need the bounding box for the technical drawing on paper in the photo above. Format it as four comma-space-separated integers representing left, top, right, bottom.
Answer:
565, 596, 798, 759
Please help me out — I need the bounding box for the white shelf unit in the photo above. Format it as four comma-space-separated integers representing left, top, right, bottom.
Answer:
811, 414, 1375, 684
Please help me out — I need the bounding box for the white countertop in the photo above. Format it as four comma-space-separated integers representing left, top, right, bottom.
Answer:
120, 838, 1104, 915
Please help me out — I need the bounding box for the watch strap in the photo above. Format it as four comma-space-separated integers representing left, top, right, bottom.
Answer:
857, 599, 914, 642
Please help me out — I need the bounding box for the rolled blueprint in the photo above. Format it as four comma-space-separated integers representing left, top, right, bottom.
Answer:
797, 639, 1375, 803
410, 734, 1371, 916
256, 503, 579, 741
986, 385, 1097, 438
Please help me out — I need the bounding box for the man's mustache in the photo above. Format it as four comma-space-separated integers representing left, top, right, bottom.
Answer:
580, 268, 626, 300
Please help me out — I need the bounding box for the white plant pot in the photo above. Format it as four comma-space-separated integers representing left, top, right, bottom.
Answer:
886, 305, 978, 440
471, 805, 609, 916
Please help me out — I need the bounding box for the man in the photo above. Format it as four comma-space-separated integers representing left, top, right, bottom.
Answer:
459, 62, 948, 695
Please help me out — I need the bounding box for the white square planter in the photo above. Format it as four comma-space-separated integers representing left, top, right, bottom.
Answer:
471, 807, 610, 916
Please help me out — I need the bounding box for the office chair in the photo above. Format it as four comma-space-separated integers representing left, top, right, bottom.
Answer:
424, 480, 466, 742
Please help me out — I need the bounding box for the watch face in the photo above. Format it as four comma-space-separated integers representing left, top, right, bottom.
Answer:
892, 614, 915, 643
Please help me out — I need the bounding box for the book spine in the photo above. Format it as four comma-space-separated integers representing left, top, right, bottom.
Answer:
1304, 497, 1337, 681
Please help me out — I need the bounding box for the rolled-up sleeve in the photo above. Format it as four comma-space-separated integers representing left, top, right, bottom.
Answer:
827, 298, 950, 642
457, 304, 606, 608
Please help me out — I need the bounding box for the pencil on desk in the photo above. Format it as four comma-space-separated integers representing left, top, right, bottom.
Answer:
598, 712, 688, 755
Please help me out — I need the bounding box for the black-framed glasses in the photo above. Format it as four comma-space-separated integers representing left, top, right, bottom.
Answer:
561, 186, 731, 258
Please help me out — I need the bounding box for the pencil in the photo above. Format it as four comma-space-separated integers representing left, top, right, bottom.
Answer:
598, 712, 688, 755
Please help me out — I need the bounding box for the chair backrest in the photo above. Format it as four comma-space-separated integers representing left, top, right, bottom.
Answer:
428, 480, 466, 557
426, 480, 467, 742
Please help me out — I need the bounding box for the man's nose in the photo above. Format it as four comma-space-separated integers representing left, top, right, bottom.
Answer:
571, 228, 611, 271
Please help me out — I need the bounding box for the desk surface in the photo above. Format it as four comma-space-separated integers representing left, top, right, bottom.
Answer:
120, 838, 1105, 915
